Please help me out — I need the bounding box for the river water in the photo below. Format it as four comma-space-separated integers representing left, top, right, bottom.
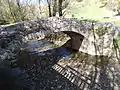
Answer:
0, 39, 120, 90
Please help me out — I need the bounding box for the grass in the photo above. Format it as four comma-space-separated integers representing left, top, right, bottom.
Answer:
66, 0, 113, 18
115, 20, 120, 27
65, 0, 120, 27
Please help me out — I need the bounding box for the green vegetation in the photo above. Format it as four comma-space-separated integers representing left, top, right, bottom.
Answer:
0, 0, 120, 46
0, 0, 28, 24
64, 0, 120, 26
115, 20, 120, 26
0, 0, 120, 26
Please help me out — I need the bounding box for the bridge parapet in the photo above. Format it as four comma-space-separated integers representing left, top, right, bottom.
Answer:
0, 17, 116, 38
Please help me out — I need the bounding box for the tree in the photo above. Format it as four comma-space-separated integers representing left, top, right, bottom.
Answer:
47, 0, 52, 17
0, 0, 27, 24
16, 0, 27, 21
99, 0, 120, 15
58, 0, 63, 16
52, 0, 57, 16
47, 0, 69, 17
116, 0, 120, 15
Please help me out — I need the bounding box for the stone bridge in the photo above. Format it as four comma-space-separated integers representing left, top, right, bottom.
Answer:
0, 17, 119, 63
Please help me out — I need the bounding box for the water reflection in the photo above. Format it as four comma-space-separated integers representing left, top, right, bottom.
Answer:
26, 40, 72, 59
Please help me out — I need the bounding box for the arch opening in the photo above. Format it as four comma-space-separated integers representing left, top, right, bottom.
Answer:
23, 30, 85, 53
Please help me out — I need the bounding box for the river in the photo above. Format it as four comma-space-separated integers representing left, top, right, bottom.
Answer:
0, 39, 120, 90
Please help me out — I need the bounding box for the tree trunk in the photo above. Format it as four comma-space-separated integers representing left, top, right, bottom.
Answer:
58, 0, 62, 17
16, 0, 24, 21
7, 0, 16, 22
52, 0, 57, 16
47, 0, 52, 17
38, 0, 42, 19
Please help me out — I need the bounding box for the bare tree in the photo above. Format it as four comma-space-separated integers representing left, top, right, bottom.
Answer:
16, 0, 27, 21
7, 0, 17, 22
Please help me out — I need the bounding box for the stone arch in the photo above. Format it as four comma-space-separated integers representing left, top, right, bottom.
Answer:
0, 17, 118, 62
63, 31, 84, 50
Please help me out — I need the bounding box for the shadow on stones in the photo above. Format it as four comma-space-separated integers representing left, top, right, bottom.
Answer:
97, 56, 114, 90
15, 40, 98, 90
16, 43, 80, 90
